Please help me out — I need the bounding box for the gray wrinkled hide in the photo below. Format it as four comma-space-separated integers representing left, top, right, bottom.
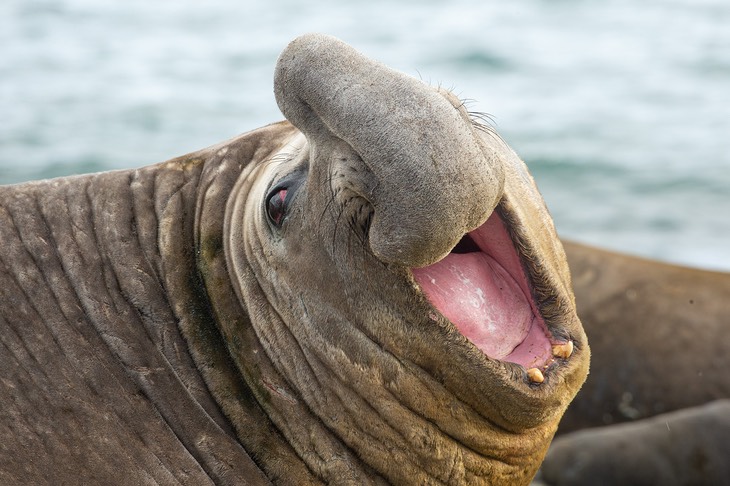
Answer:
0, 131, 279, 485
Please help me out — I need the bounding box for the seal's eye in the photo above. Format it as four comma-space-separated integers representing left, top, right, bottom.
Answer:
266, 187, 288, 227
264, 168, 305, 229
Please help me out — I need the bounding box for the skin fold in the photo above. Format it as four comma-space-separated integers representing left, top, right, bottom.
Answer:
0, 34, 589, 485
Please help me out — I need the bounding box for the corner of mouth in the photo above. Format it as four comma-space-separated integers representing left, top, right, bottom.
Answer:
411, 201, 576, 385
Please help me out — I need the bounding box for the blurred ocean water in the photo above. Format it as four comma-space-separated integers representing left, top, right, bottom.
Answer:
1, 0, 728, 270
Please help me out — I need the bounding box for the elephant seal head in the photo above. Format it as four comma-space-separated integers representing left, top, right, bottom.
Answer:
212, 34, 588, 485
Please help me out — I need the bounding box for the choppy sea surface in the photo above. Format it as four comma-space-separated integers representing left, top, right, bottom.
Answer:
2, 0, 729, 270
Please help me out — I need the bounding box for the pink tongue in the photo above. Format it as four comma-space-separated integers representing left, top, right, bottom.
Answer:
412, 252, 534, 359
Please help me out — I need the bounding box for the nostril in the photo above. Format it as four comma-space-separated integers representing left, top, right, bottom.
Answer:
451, 234, 480, 254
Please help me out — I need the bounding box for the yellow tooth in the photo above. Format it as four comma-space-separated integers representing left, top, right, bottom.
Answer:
527, 367, 544, 384
552, 340, 574, 359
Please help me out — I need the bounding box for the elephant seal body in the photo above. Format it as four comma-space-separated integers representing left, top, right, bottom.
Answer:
536, 242, 730, 485
0, 35, 589, 484
561, 241, 730, 432
542, 399, 730, 485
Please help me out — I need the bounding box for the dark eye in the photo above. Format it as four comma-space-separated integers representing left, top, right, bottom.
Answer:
264, 167, 306, 229
266, 187, 289, 227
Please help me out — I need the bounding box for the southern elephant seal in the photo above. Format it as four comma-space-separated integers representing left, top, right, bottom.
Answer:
0, 34, 589, 485
561, 242, 730, 433
542, 399, 730, 485
537, 242, 730, 484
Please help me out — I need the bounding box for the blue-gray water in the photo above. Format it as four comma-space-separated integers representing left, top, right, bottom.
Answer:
2, 0, 729, 270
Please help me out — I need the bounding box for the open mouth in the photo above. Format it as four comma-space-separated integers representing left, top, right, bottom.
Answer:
412, 205, 572, 382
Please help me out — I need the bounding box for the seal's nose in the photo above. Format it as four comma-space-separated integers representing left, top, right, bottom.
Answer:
274, 33, 504, 267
